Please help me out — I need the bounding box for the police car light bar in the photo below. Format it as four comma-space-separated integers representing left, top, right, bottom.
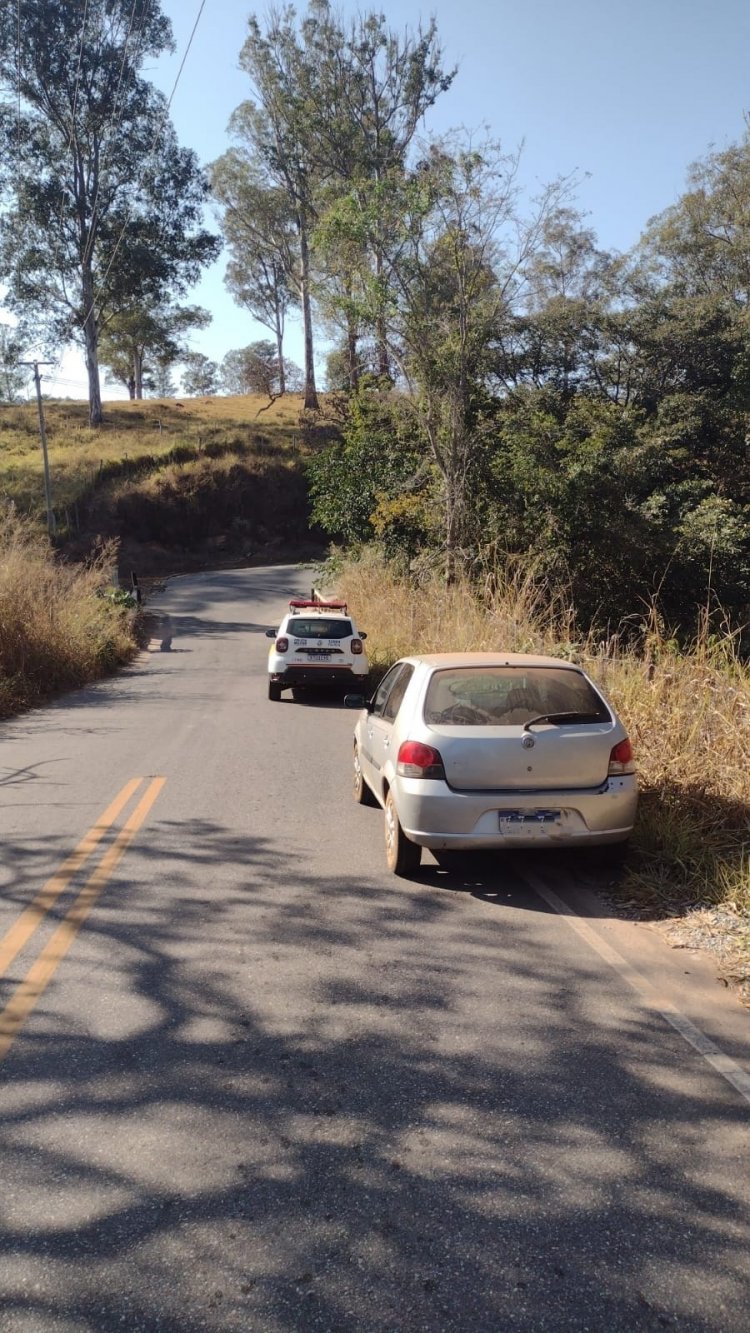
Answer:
288, 598, 348, 612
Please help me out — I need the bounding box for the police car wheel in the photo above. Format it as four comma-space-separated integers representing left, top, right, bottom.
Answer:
268, 681, 282, 702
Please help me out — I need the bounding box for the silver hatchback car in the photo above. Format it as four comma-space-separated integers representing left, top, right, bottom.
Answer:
346, 653, 637, 875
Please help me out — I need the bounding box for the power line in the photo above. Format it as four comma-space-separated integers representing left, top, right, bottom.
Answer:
67, 0, 91, 150
164, 0, 207, 113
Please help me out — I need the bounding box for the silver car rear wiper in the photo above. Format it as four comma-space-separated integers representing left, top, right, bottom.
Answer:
522, 711, 603, 731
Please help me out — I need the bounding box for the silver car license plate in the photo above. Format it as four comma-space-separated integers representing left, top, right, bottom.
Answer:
498, 809, 561, 832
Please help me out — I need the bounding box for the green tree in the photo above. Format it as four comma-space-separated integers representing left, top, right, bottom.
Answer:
375, 140, 566, 575
645, 132, 750, 309
220, 341, 299, 396
227, 3, 452, 408
149, 361, 178, 398
181, 353, 219, 397
493, 207, 621, 400
99, 304, 210, 399
305, 2, 454, 380
308, 387, 430, 555
0, 325, 26, 403
0, 0, 218, 426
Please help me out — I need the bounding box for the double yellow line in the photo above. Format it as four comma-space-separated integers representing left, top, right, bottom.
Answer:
0, 775, 165, 1064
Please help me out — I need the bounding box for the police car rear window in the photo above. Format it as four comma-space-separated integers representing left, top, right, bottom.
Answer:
287, 618, 353, 640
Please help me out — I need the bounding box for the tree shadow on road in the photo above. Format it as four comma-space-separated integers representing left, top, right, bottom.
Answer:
0, 820, 748, 1332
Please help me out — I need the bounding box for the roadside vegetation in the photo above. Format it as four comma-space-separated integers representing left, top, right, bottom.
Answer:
0, 507, 139, 717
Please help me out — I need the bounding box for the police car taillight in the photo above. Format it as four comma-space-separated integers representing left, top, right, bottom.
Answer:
351, 638, 364, 655
275, 636, 289, 653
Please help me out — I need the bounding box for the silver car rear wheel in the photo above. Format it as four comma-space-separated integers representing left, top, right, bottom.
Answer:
384, 790, 421, 876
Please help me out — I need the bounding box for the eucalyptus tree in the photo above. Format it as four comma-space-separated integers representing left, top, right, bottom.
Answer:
221, 342, 276, 396
302, 1, 455, 379
149, 362, 178, 399
233, 10, 325, 409
210, 153, 296, 396
644, 131, 750, 307
494, 206, 621, 399
224, 3, 453, 407
0, 0, 218, 425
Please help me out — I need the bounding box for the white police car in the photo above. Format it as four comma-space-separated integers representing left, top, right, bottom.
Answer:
265, 599, 369, 701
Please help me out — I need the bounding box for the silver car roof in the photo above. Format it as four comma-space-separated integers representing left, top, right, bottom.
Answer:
398, 652, 584, 671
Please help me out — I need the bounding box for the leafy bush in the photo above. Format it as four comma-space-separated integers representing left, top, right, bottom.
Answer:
100, 586, 138, 609
308, 388, 433, 556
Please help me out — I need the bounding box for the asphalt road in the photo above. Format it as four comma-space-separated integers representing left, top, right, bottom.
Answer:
0, 564, 748, 1333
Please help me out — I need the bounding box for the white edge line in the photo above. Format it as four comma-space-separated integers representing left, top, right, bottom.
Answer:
517, 868, 750, 1107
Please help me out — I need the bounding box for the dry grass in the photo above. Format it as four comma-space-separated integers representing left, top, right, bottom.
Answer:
336, 551, 750, 928
337, 549, 580, 667
0, 507, 139, 716
0, 394, 319, 517
593, 621, 750, 903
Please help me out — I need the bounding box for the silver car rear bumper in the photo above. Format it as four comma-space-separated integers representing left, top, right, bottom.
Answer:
393, 774, 638, 849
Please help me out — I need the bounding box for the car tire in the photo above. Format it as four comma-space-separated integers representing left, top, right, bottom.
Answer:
268, 681, 282, 702
384, 789, 421, 876
353, 744, 377, 806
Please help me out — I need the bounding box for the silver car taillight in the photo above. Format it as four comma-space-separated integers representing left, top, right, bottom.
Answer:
608, 738, 635, 775
397, 741, 446, 780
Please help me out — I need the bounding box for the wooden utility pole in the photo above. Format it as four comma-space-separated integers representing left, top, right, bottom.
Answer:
19, 360, 55, 535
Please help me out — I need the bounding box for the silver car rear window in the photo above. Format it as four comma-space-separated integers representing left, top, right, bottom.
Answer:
424, 667, 610, 725
287, 618, 353, 639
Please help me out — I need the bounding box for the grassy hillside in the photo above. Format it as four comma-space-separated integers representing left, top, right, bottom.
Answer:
0, 393, 334, 573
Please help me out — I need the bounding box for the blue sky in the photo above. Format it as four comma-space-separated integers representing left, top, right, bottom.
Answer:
41, 0, 750, 396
